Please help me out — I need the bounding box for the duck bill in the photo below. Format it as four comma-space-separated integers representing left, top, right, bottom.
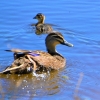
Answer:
63, 40, 73, 47
33, 16, 36, 19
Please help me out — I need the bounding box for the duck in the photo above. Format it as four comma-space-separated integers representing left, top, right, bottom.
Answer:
0, 32, 73, 74
33, 13, 53, 34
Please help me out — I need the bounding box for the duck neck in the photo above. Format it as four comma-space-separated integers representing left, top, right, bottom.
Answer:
47, 48, 64, 58
46, 43, 64, 58
36, 19, 44, 26
47, 46, 56, 55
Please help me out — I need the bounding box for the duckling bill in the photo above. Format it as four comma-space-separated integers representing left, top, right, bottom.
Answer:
0, 32, 73, 74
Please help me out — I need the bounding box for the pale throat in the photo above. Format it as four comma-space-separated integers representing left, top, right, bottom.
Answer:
38, 18, 44, 24
36, 20, 44, 26
46, 41, 59, 54
46, 40, 64, 58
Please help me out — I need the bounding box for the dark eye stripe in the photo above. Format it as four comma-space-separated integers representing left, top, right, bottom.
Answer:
48, 33, 63, 40
37, 13, 43, 17
48, 32, 63, 36
37, 15, 41, 17
53, 35, 63, 40
47, 33, 64, 43
56, 38, 64, 43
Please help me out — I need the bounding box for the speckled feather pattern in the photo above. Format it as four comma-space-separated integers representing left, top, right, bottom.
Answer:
30, 50, 66, 70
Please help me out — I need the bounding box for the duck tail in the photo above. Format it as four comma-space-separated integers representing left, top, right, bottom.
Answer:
5, 49, 31, 53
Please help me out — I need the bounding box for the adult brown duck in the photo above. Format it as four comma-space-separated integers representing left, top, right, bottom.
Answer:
0, 32, 73, 74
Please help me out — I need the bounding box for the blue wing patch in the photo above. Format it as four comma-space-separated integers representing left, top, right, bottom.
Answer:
28, 53, 40, 56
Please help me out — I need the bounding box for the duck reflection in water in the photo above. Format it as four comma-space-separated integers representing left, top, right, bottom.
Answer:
0, 70, 67, 98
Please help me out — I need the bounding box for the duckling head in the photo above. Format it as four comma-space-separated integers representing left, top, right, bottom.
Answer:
45, 32, 73, 54
33, 13, 45, 24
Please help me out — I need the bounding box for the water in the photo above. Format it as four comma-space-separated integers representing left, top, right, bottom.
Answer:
0, 0, 100, 100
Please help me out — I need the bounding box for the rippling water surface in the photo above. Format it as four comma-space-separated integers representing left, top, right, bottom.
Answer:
0, 0, 100, 100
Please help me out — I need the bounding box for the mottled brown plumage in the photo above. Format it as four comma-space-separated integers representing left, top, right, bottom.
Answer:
0, 32, 73, 74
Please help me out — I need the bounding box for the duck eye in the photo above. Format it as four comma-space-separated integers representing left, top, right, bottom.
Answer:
38, 15, 42, 18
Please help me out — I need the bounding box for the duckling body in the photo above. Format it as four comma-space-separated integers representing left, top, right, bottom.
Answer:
33, 13, 53, 34
1, 32, 73, 74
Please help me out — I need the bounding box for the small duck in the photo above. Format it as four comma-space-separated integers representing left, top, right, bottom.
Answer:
33, 13, 53, 34
0, 32, 73, 74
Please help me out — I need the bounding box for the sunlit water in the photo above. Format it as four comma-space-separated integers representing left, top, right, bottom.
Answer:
0, 0, 100, 100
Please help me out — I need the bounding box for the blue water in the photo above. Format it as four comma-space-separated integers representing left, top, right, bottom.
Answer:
0, 0, 100, 100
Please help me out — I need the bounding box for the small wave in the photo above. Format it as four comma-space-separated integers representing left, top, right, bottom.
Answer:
32, 71, 50, 79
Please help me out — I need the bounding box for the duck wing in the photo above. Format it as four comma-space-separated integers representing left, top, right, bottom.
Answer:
1, 49, 66, 74
29, 51, 66, 70
36, 24, 53, 34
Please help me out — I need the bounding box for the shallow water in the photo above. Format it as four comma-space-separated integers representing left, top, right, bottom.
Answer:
0, 0, 100, 100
